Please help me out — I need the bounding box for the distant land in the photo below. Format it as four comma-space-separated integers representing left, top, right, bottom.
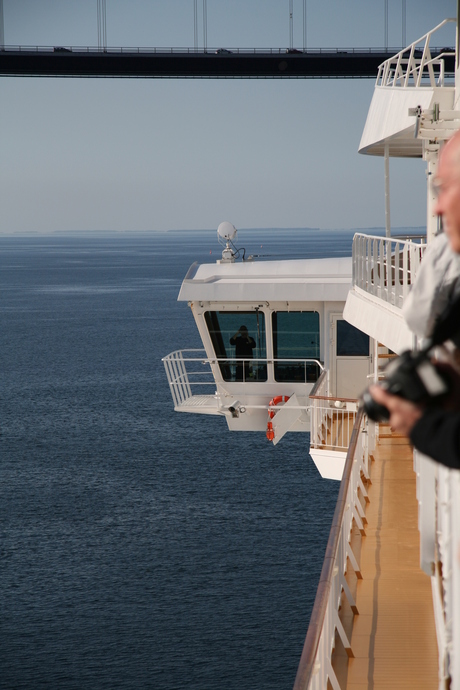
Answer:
0, 226, 427, 236
167, 226, 427, 234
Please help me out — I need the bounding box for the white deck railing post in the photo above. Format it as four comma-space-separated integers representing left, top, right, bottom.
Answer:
352, 233, 427, 307
376, 19, 455, 90
295, 411, 369, 690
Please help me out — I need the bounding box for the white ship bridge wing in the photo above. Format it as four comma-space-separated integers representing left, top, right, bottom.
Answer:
359, 19, 456, 158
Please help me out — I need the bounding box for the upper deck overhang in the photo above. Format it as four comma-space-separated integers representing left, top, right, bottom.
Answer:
359, 85, 455, 157
343, 233, 427, 353
178, 257, 352, 304
344, 286, 414, 354
358, 19, 456, 157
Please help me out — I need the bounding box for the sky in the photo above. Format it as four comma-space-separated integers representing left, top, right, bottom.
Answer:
0, 0, 456, 233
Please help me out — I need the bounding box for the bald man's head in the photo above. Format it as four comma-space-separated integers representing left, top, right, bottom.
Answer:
435, 130, 460, 253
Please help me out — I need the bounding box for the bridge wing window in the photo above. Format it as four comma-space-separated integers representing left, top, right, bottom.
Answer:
336, 320, 369, 356
272, 311, 320, 382
204, 311, 267, 382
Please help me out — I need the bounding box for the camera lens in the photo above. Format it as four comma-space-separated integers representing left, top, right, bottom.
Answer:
361, 390, 390, 423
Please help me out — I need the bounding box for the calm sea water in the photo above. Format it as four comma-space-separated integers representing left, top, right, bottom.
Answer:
0, 228, 396, 689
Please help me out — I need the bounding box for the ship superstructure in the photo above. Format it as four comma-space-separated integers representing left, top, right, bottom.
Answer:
163, 243, 373, 479
294, 16, 460, 690
163, 12, 460, 690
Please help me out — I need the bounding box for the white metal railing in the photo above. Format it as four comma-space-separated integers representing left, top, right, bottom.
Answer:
309, 368, 328, 397
294, 411, 374, 690
162, 349, 324, 407
296, 414, 459, 689
310, 401, 358, 451
352, 233, 427, 308
415, 451, 460, 686
2, 44, 445, 56
437, 467, 460, 685
162, 349, 213, 409
376, 18, 456, 89
309, 370, 359, 453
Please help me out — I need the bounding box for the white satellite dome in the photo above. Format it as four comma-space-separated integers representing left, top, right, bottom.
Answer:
217, 221, 237, 241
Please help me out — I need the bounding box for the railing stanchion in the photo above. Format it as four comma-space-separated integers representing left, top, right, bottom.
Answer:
351, 232, 427, 307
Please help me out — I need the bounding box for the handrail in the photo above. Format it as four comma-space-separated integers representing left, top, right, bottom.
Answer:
352, 232, 427, 308
308, 369, 328, 397
432, 463, 460, 682
293, 408, 364, 690
353, 231, 426, 247
375, 18, 456, 89
1, 44, 444, 55
310, 404, 358, 451
309, 395, 358, 404
162, 351, 324, 367
163, 349, 325, 409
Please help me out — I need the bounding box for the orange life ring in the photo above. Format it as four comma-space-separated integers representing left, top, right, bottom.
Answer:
266, 395, 290, 440
268, 395, 290, 419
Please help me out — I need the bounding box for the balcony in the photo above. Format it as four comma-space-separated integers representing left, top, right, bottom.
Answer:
344, 233, 427, 354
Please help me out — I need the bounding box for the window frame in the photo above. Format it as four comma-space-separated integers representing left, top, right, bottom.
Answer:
271, 310, 321, 383
204, 309, 268, 382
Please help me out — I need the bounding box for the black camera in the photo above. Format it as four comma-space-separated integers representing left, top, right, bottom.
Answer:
361, 293, 460, 423
361, 350, 451, 422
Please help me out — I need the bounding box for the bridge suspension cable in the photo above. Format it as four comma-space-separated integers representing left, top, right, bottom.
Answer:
194, 0, 198, 50
203, 0, 207, 52
0, 0, 4, 49
384, 0, 388, 49
303, 0, 307, 50
402, 0, 406, 47
97, 0, 107, 51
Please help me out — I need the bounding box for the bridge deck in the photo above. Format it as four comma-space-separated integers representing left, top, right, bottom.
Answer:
0, 47, 454, 79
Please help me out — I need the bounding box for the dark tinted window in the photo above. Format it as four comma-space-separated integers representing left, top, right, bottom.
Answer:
336, 320, 369, 356
204, 311, 267, 382
272, 312, 320, 382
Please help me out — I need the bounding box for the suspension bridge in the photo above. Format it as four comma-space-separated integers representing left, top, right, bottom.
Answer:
0, 0, 454, 79
0, 46, 435, 79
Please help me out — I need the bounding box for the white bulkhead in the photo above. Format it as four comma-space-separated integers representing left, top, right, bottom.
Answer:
164, 255, 372, 436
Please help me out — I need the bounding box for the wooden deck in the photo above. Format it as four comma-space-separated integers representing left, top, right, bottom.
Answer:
331, 429, 439, 689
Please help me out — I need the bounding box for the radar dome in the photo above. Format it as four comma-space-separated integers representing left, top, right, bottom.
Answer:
217, 221, 237, 241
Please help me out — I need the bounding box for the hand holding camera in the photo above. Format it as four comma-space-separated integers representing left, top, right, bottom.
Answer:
361, 350, 452, 422
361, 294, 460, 426
366, 385, 424, 434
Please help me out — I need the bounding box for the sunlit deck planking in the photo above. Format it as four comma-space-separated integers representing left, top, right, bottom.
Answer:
332, 430, 438, 689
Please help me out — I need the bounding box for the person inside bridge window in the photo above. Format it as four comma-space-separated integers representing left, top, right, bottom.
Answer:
230, 325, 256, 381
